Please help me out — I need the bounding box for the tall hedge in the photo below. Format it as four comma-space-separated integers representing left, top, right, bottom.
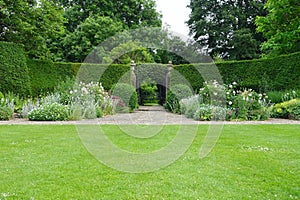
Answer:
27, 60, 78, 96
174, 52, 300, 92
26, 59, 130, 96
216, 52, 300, 92
25, 52, 300, 97
0, 42, 31, 96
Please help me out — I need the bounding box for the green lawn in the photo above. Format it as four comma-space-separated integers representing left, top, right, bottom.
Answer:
0, 125, 299, 199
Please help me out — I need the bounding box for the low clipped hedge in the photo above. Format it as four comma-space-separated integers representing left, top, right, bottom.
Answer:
0, 42, 31, 96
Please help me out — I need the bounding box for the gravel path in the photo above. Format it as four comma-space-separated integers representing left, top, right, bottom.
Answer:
0, 106, 299, 125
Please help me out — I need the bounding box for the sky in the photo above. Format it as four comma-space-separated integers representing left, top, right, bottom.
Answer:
155, 0, 191, 36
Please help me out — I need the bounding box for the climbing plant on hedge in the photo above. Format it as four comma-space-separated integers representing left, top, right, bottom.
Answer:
0, 42, 31, 96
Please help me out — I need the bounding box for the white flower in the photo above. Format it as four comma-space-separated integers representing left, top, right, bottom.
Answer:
228, 101, 232, 105
229, 84, 233, 88
248, 93, 252, 97
259, 94, 262, 97
81, 87, 88, 94
213, 92, 218, 96
233, 91, 236, 95
70, 91, 73, 94
226, 92, 230, 95
232, 82, 237, 85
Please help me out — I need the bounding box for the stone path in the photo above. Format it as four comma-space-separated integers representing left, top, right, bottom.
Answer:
0, 106, 299, 125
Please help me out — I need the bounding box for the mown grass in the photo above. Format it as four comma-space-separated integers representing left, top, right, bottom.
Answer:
0, 125, 299, 199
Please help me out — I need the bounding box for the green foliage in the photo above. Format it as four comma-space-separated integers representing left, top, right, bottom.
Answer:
193, 104, 213, 121
55, 80, 113, 119
0, 42, 31, 96
54, 0, 161, 32
28, 102, 69, 121
271, 98, 300, 120
102, 41, 154, 64
192, 105, 228, 121
27, 59, 75, 96
174, 52, 300, 92
0, 97, 14, 120
17, 52, 300, 98
111, 83, 139, 112
187, 0, 267, 60
164, 84, 193, 113
140, 79, 158, 105
0, 0, 65, 59
256, 0, 300, 56
228, 28, 260, 60
4, 92, 23, 113
26, 59, 130, 96
179, 81, 270, 121
99, 64, 130, 90
0, 106, 13, 120
61, 15, 123, 63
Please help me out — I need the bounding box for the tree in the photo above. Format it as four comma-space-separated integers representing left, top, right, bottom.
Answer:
256, 0, 300, 56
102, 41, 154, 64
54, 0, 162, 31
187, 0, 267, 60
59, 15, 124, 62
0, 0, 65, 59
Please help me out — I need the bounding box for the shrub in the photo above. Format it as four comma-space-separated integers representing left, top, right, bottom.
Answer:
193, 105, 213, 121
28, 103, 69, 121
0, 98, 15, 120
198, 80, 226, 105
271, 99, 300, 120
21, 99, 39, 118
111, 83, 139, 112
55, 80, 113, 118
180, 95, 203, 117
4, 92, 24, 114
225, 82, 271, 120
164, 84, 193, 113
0, 42, 31, 96
192, 105, 228, 121
180, 81, 271, 121
267, 91, 285, 104
0, 107, 13, 120
139, 78, 158, 105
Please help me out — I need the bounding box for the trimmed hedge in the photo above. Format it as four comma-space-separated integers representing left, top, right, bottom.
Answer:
27, 60, 129, 96
174, 52, 300, 92
27, 59, 77, 96
23, 51, 300, 97
216, 52, 300, 92
0, 42, 31, 96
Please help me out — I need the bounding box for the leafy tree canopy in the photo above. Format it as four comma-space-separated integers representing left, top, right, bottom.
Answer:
57, 15, 124, 62
256, 0, 300, 56
0, 0, 65, 59
187, 0, 267, 60
54, 0, 162, 31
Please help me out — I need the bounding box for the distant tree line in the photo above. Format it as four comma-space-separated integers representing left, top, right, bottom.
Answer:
1, 0, 299, 63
